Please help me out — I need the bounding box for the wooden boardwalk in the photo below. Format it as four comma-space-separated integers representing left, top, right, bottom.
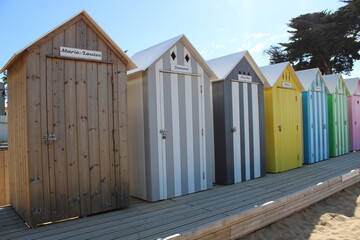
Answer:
1, 152, 359, 240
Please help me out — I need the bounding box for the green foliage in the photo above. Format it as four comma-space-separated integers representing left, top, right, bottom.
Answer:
1, 71, 7, 98
265, 0, 360, 75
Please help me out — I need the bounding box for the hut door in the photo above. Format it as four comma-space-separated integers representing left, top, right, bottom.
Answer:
231, 82, 261, 182
277, 88, 301, 170
45, 58, 115, 220
157, 69, 207, 199
355, 97, 360, 150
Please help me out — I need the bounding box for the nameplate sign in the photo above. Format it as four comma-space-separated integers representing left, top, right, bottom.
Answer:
238, 74, 252, 82
314, 86, 321, 91
356, 91, 360, 96
337, 88, 343, 94
282, 82, 292, 88
60, 46, 102, 60
171, 64, 192, 74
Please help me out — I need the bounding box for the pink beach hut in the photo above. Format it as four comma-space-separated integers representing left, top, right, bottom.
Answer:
345, 77, 360, 151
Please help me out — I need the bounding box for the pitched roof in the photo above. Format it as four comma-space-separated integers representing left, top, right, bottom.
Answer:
259, 62, 304, 90
128, 35, 217, 79
206, 51, 270, 87
296, 68, 329, 92
0, 10, 136, 73
323, 74, 350, 95
344, 77, 360, 96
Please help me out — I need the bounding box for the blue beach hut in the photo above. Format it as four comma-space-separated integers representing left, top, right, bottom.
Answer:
296, 68, 329, 164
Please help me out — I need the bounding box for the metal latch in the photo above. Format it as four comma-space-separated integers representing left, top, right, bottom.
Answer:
160, 129, 168, 139
43, 134, 57, 144
278, 125, 282, 132
231, 127, 237, 133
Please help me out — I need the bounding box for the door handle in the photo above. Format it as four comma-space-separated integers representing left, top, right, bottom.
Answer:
160, 129, 168, 139
231, 127, 237, 133
278, 125, 282, 132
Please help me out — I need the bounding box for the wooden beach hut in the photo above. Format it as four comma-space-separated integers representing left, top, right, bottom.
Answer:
0, 11, 136, 227
344, 77, 360, 151
323, 74, 350, 157
127, 35, 216, 202
296, 68, 329, 164
207, 51, 270, 185
260, 62, 304, 173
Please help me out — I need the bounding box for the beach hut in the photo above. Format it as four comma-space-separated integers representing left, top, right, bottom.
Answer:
127, 35, 216, 202
296, 68, 329, 164
260, 62, 304, 173
344, 77, 360, 151
207, 51, 269, 185
0, 11, 136, 227
323, 74, 350, 157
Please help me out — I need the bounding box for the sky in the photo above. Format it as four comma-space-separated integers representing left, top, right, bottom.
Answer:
1, 0, 358, 78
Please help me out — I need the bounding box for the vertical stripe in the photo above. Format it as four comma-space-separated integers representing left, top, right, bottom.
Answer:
252, 84, 261, 178
310, 91, 314, 163
232, 82, 241, 183
185, 74, 195, 193
243, 83, 250, 180
155, 59, 167, 199
314, 91, 319, 162
171, 71, 181, 197
197, 63, 206, 190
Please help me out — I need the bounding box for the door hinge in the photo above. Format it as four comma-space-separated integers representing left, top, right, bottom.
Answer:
297, 125, 299, 131
312, 153, 314, 159
310, 94, 312, 100
200, 85, 203, 93
43, 134, 56, 144
203, 172, 205, 180
297, 154, 299, 160
295, 96, 297, 101
201, 128, 204, 136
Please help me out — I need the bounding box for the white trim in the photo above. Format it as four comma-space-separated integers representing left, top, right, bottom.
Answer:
185, 74, 195, 193
198, 63, 206, 190
243, 83, 250, 180
252, 84, 261, 178
232, 82, 241, 183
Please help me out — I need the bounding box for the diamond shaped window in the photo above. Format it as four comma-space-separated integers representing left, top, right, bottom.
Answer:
185, 54, 190, 63
171, 51, 176, 60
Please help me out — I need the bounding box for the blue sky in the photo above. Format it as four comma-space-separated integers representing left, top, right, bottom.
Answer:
1, 0, 358, 77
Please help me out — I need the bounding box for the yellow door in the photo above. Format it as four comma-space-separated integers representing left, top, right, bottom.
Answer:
276, 88, 302, 172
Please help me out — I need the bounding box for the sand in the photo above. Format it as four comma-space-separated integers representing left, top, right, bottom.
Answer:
239, 182, 360, 240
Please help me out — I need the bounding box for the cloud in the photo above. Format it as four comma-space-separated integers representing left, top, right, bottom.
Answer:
250, 42, 266, 53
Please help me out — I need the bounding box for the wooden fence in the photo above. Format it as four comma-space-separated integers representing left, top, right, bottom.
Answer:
0, 149, 9, 206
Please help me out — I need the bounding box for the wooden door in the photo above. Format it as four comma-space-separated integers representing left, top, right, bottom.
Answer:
231, 81, 261, 183
45, 58, 115, 221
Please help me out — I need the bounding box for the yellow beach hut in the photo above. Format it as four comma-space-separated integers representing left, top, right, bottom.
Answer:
260, 62, 304, 173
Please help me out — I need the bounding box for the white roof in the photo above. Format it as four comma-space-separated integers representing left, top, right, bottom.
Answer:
206, 51, 270, 87
323, 74, 342, 93
296, 68, 329, 92
128, 34, 217, 79
260, 62, 301, 88
344, 77, 360, 95
323, 74, 350, 95
128, 35, 183, 75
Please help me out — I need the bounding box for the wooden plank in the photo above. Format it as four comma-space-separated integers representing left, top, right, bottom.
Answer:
117, 60, 129, 207
52, 30, 69, 221
4, 151, 9, 205
97, 40, 112, 211
107, 52, 116, 209
40, 40, 52, 222
26, 47, 44, 225
64, 24, 80, 218
108, 51, 122, 208
86, 27, 101, 214
46, 57, 57, 221
76, 19, 91, 217
0, 151, 6, 206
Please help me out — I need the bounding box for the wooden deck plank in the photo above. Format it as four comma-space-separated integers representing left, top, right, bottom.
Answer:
1, 152, 359, 240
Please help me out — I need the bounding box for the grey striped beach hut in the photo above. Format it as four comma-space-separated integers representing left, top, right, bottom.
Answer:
127, 35, 216, 202
207, 51, 270, 185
